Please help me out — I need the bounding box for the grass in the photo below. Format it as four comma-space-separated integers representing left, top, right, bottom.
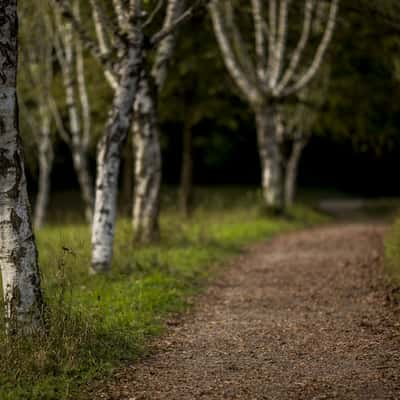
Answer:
385, 215, 400, 290
0, 187, 327, 400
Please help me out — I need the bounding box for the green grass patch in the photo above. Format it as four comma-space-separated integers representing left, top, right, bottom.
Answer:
385, 215, 400, 290
0, 187, 327, 400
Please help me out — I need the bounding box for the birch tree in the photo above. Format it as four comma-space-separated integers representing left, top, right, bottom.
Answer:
54, 0, 199, 272
0, 0, 44, 333
209, 0, 339, 212
132, 0, 187, 242
277, 102, 313, 208
19, 0, 55, 230
280, 66, 330, 208
50, 3, 94, 223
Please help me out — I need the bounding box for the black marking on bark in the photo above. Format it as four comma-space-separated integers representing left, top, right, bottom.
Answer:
0, 149, 13, 178
9, 246, 26, 272
10, 207, 22, 230
0, 117, 5, 136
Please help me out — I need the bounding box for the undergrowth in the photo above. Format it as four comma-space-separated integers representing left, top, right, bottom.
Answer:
0, 187, 327, 400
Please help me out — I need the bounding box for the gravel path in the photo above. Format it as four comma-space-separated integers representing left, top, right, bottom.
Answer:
93, 224, 400, 400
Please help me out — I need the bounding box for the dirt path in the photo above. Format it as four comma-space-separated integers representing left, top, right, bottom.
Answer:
93, 224, 400, 400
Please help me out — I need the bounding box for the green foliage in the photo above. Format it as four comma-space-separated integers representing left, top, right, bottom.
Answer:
0, 188, 326, 400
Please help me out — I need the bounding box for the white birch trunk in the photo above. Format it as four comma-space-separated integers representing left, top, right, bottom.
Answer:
131, 0, 184, 242
284, 134, 309, 208
0, 0, 44, 333
61, 20, 94, 223
33, 111, 53, 230
132, 72, 161, 242
91, 38, 143, 273
255, 104, 284, 211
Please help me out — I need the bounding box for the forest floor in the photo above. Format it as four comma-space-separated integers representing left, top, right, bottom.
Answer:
89, 222, 400, 400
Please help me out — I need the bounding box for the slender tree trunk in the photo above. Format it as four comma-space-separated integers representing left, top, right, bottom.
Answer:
34, 113, 53, 229
63, 25, 94, 223
284, 135, 308, 208
75, 29, 94, 222
91, 39, 143, 273
71, 143, 93, 222
121, 142, 133, 215
0, 0, 44, 333
254, 103, 284, 212
132, 73, 162, 243
179, 119, 193, 217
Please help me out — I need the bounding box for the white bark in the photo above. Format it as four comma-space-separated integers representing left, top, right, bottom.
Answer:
255, 105, 283, 210
132, 74, 162, 242
54, 8, 94, 222
282, 0, 339, 95
284, 134, 308, 208
91, 31, 143, 272
34, 111, 53, 230
132, 0, 184, 243
0, 0, 44, 333
209, 0, 262, 105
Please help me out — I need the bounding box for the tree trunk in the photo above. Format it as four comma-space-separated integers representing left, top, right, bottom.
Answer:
62, 22, 94, 223
255, 104, 284, 212
121, 141, 133, 215
91, 39, 143, 273
0, 0, 44, 333
284, 135, 308, 208
34, 113, 53, 229
132, 73, 162, 243
71, 144, 94, 222
179, 119, 193, 217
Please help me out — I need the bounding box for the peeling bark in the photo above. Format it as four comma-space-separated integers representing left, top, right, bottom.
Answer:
0, 0, 44, 333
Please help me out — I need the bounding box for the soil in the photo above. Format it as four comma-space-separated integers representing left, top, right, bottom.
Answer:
91, 223, 400, 400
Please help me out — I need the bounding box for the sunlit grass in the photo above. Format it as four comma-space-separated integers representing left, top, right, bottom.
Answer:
385, 215, 400, 289
0, 187, 327, 400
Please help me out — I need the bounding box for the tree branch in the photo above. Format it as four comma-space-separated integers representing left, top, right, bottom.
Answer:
283, 0, 339, 96
150, 0, 203, 46
251, 0, 268, 86
209, 0, 262, 105
275, 0, 315, 94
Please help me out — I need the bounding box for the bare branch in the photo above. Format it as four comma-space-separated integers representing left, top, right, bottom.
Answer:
151, 0, 202, 46
89, 0, 111, 56
251, 0, 267, 85
267, 0, 277, 75
275, 0, 315, 94
269, 0, 290, 89
283, 0, 339, 96
143, 0, 165, 28
152, 0, 185, 90
209, 0, 262, 105
52, 0, 118, 82
225, 0, 257, 82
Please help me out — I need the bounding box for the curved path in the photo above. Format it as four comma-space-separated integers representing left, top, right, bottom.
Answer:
93, 224, 400, 399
